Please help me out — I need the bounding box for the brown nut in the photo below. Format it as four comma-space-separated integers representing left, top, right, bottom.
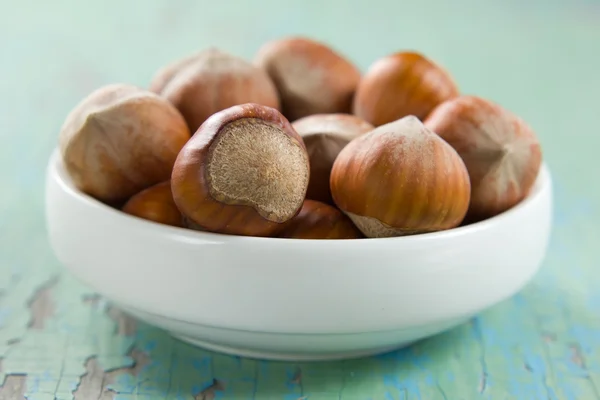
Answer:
291, 113, 373, 205
171, 103, 310, 237
150, 48, 280, 133
425, 95, 542, 221
254, 36, 361, 121
181, 215, 207, 232
122, 181, 183, 227
330, 116, 471, 237
353, 51, 459, 127
59, 83, 190, 204
278, 200, 363, 239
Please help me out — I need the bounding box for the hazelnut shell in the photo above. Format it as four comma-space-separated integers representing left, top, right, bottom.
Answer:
330, 115, 471, 237
278, 200, 363, 239
59, 83, 190, 204
150, 48, 280, 133
292, 113, 374, 205
171, 103, 310, 237
425, 95, 542, 220
254, 37, 361, 121
353, 51, 459, 127
122, 181, 183, 227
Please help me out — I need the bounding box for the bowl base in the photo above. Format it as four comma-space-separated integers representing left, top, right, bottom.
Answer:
117, 303, 471, 362
170, 333, 411, 361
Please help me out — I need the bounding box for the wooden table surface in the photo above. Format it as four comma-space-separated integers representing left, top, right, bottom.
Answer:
1, 1, 599, 399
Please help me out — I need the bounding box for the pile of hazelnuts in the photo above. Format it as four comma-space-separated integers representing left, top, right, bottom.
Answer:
58, 36, 542, 239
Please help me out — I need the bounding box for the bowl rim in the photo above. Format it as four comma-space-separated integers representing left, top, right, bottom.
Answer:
47, 148, 552, 245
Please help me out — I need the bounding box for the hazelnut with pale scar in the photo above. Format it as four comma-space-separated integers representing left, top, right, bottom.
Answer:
171, 103, 310, 237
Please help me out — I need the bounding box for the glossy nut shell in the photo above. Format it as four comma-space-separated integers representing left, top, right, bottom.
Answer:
278, 200, 363, 239
122, 181, 183, 227
330, 115, 471, 237
353, 51, 459, 127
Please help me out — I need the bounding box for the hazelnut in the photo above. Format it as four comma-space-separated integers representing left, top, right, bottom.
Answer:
425, 95, 542, 220
278, 200, 363, 239
254, 37, 361, 121
150, 48, 280, 133
353, 51, 459, 127
149, 51, 199, 94
59, 83, 190, 204
291, 113, 373, 205
171, 103, 310, 237
181, 215, 207, 232
330, 116, 471, 237
122, 181, 183, 227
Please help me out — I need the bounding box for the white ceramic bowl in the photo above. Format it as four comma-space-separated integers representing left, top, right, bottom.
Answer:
45, 149, 553, 361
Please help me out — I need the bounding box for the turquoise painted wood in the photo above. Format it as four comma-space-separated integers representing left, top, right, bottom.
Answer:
1, 0, 599, 398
